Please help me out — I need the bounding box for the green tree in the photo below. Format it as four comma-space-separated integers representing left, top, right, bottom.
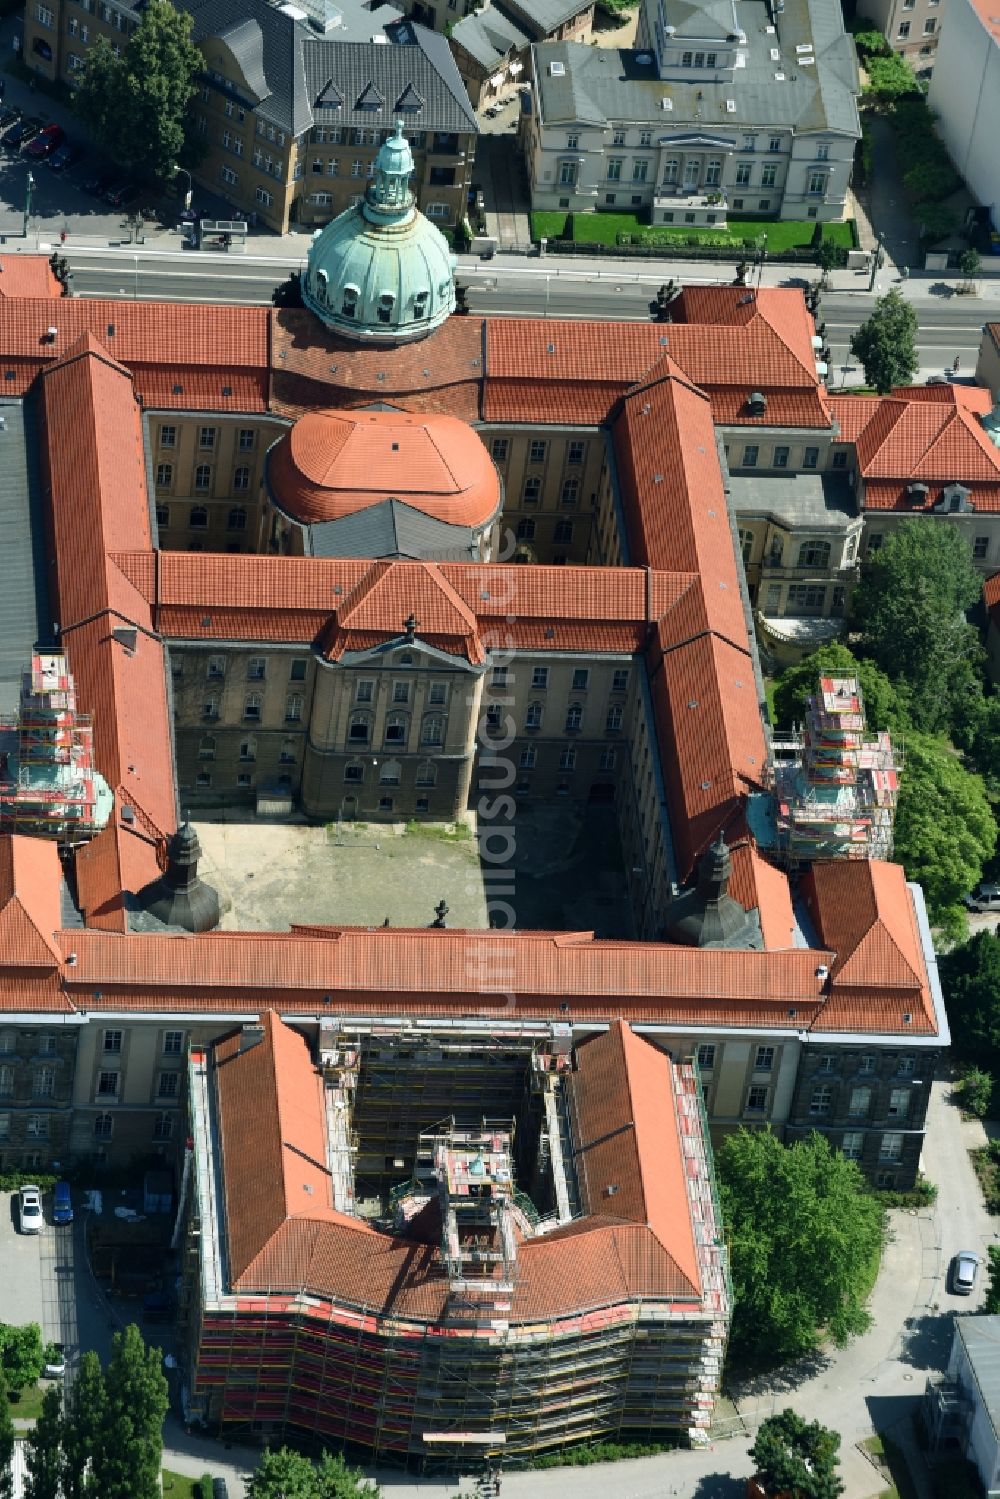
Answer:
61, 1350, 105, 1499
851, 27, 891, 57
940, 929, 1000, 1060
849, 287, 918, 393
92, 1325, 168, 1499
815, 237, 842, 273
247, 1447, 320, 1499
957, 1066, 994, 1118
960, 247, 982, 279
771, 643, 906, 734
74, 0, 203, 180
316, 1451, 380, 1497
893, 733, 996, 941
750, 1408, 845, 1498
903, 160, 961, 205
916, 202, 960, 244
0, 1324, 44, 1393
984, 1246, 1000, 1314
717, 1128, 884, 1362
24, 1383, 63, 1499
863, 52, 920, 101
849, 520, 983, 733
0, 1375, 14, 1499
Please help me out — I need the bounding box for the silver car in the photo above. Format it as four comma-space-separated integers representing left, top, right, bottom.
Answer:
18, 1184, 43, 1234
953, 1250, 980, 1295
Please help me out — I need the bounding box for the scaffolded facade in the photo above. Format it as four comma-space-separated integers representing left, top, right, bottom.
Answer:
0, 652, 113, 843
183, 1015, 729, 1468
769, 675, 901, 866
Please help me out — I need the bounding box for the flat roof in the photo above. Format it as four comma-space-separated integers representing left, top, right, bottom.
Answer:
0, 400, 52, 715
727, 470, 856, 530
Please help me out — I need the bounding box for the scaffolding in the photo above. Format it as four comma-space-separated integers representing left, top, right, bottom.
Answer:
766, 675, 902, 866
0, 652, 113, 843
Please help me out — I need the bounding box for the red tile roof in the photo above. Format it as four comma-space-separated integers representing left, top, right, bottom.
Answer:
830, 386, 1000, 510
0, 255, 63, 300
0, 836, 63, 966
728, 842, 796, 950
267, 408, 500, 529
0, 298, 268, 369
270, 311, 484, 405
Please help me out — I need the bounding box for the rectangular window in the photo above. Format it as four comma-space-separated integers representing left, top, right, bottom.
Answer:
817, 1054, 835, 1073
159, 425, 176, 448
848, 1086, 871, 1118
888, 1088, 910, 1119
923, 16, 935, 32
974, 536, 989, 560
898, 19, 911, 37
786, 583, 826, 613
761, 163, 777, 188
490, 437, 509, 462
808, 171, 827, 195
103, 1030, 123, 1054
356, 680, 374, 703
531, 667, 549, 690
567, 440, 586, 465
153, 1113, 174, 1141
519, 746, 536, 769
97, 1071, 120, 1098
841, 1132, 863, 1160
742, 445, 759, 467
559, 746, 576, 770
428, 683, 447, 706
736, 161, 752, 186
859, 1054, 876, 1074
898, 1056, 915, 1077
632, 160, 648, 183
529, 439, 547, 464
26, 1115, 48, 1139
879, 1132, 903, 1162
754, 1045, 774, 1072
612, 669, 629, 693
561, 478, 579, 507
163, 1031, 184, 1056
247, 658, 266, 681
33, 1068, 55, 1098
572, 668, 590, 691
773, 446, 789, 469
607, 158, 623, 181
746, 1085, 768, 1114
809, 1084, 832, 1116
522, 477, 541, 504
198, 426, 216, 450
697, 1043, 716, 1071
157, 1072, 180, 1100
599, 747, 617, 770
803, 446, 819, 470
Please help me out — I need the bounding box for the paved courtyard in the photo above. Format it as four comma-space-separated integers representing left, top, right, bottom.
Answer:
194, 802, 633, 937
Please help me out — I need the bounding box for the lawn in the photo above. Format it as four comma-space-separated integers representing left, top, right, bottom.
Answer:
161, 1472, 203, 1499
531, 209, 855, 252
8, 1382, 51, 1421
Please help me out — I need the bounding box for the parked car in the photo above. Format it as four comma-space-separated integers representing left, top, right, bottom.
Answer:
964, 884, 1000, 913
18, 1184, 43, 1234
48, 141, 84, 172
104, 180, 140, 208
43, 1343, 66, 1377
52, 1180, 73, 1224
25, 123, 65, 159
2, 118, 40, 150
952, 1249, 980, 1295
212, 1481, 229, 1499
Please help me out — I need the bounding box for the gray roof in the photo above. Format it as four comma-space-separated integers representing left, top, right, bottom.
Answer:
0, 399, 53, 716
451, 6, 533, 72
534, 0, 859, 137
727, 471, 857, 532
308, 499, 477, 560
958, 1316, 1000, 1442
183, 0, 476, 137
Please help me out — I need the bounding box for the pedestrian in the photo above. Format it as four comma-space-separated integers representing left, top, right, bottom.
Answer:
59, 228, 67, 245
954, 355, 961, 373
900, 265, 908, 281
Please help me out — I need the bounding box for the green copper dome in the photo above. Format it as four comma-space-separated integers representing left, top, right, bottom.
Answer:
302, 121, 456, 344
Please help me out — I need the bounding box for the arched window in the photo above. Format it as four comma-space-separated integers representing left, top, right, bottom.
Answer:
380, 759, 401, 785
344, 760, 365, 783
243, 693, 262, 722
279, 738, 297, 764
93, 1113, 114, 1140
233, 466, 251, 492
565, 702, 583, 732
605, 705, 624, 733
415, 761, 437, 787
384, 711, 408, 745
525, 701, 543, 731
348, 713, 371, 744
227, 506, 247, 530
156, 463, 172, 488
239, 737, 256, 762
194, 465, 212, 492
285, 693, 303, 723
341, 284, 359, 318
189, 504, 208, 528
796, 539, 831, 570
421, 714, 444, 747
198, 735, 216, 760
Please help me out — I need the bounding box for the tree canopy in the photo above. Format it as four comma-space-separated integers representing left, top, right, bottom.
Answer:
862, 52, 921, 101
0, 1376, 13, 1499
0, 1323, 44, 1392
893, 733, 995, 942
716, 1128, 884, 1362
750, 1408, 845, 1499
849, 519, 984, 734
93, 1324, 169, 1499
939, 929, 1000, 1061
24, 1384, 63, 1499
849, 287, 918, 392
247, 1447, 380, 1499
771, 643, 905, 734
74, 0, 203, 180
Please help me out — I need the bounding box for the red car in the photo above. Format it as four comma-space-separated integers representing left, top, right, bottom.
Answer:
25, 123, 65, 159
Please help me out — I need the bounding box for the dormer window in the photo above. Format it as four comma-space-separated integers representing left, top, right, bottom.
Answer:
413, 288, 430, 319
377, 290, 395, 324
341, 283, 360, 318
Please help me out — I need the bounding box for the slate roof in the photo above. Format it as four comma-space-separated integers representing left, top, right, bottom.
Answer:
308, 500, 478, 559
533, 0, 859, 137
182, 0, 476, 138
451, 6, 532, 72
0, 398, 52, 717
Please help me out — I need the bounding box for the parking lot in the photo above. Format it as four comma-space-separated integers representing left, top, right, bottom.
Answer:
0, 1186, 79, 1371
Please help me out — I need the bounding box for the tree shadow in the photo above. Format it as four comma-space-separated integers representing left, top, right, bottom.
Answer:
927, 280, 956, 298
691, 1474, 750, 1498
896, 1310, 955, 1372
727, 1347, 832, 1398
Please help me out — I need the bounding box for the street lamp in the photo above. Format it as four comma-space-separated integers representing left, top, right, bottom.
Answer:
23, 170, 35, 239
173, 165, 193, 211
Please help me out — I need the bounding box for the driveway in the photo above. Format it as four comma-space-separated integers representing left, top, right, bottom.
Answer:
0, 1190, 50, 1336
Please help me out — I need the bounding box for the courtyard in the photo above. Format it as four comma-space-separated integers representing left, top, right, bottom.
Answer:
193, 801, 634, 937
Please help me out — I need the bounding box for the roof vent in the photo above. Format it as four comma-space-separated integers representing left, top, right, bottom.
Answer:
800, 56, 815, 65
770, 47, 780, 60
112, 626, 138, 654
549, 60, 566, 76
107, 322, 116, 337
747, 390, 767, 416
66, 953, 77, 966
547, 343, 555, 353
725, 99, 736, 112
774, 71, 785, 80
815, 964, 829, 981
603, 1184, 619, 1197
661, 96, 673, 110
46, 326, 58, 342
